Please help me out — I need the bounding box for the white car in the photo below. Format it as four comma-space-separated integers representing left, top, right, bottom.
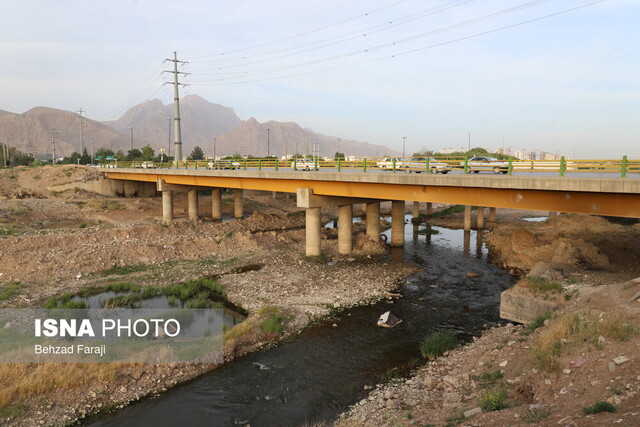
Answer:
207, 160, 240, 170
463, 156, 509, 174
403, 157, 452, 174
291, 158, 316, 171
376, 157, 405, 171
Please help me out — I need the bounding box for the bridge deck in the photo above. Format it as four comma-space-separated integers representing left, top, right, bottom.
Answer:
104, 169, 640, 218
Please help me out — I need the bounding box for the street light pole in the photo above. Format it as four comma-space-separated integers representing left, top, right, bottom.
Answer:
129, 127, 133, 151
402, 136, 407, 159
213, 137, 216, 160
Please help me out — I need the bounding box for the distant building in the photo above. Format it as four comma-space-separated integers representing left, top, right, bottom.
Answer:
439, 148, 455, 154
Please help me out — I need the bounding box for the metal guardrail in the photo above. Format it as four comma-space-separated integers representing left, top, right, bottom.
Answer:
100, 156, 639, 178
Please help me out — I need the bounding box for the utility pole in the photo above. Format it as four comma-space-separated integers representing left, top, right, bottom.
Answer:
266, 128, 270, 157
129, 127, 134, 151
213, 137, 216, 160
163, 52, 189, 164
338, 138, 341, 155
91, 140, 95, 164
402, 136, 407, 158
50, 128, 57, 164
77, 108, 85, 155
468, 133, 471, 152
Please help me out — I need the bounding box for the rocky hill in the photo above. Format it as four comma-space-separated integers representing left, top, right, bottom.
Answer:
1, 95, 399, 159
210, 117, 396, 158
104, 95, 242, 154
0, 107, 142, 158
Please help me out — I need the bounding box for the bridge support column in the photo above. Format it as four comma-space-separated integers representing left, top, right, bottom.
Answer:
464, 205, 472, 231
476, 206, 485, 230
305, 207, 322, 257
188, 189, 199, 220
412, 201, 420, 221
162, 191, 174, 223
234, 189, 244, 219
489, 207, 496, 223
211, 188, 222, 220
338, 204, 353, 254
391, 200, 405, 247
366, 202, 380, 242
426, 202, 433, 221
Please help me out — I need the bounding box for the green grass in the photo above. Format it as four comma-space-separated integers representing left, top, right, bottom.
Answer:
0, 225, 22, 237
0, 282, 25, 301
100, 263, 153, 276
420, 331, 457, 360
582, 401, 616, 415
470, 370, 504, 389
480, 389, 508, 412
526, 277, 564, 294
259, 306, 285, 334
521, 311, 553, 336
43, 293, 86, 309
102, 294, 142, 308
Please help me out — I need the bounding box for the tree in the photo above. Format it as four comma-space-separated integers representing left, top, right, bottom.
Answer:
334, 152, 345, 160
126, 149, 142, 160
189, 146, 204, 160
141, 145, 155, 161
80, 148, 91, 165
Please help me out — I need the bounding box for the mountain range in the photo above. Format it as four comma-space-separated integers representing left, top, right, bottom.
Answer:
0, 95, 398, 159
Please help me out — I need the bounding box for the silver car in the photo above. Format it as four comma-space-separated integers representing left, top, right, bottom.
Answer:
403, 157, 452, 174
463, 156, 509, 174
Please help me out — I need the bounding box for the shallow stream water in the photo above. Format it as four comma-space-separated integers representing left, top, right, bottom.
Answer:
89, 216, 513, 426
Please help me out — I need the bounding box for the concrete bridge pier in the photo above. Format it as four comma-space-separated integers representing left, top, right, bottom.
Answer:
338, 204, 353, 254
162, 190, 174, 223
391, 201, 405, 247
489, 207, 496, 223
476, 207, 485, 229
234, 189, 244, 218
211, 188, 222, 220
366, 202, 380, 242
188, 189, 199, 220
305, 207, 322, 256
425, 202, 433, 221
464, 205, 473, 231
412, 201, 420, 221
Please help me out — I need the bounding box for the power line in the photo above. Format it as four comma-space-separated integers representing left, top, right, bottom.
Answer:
191, 0, 606, 86
188, 0, 410, 61
189, 0, 474, 70
190, 0, 552, 83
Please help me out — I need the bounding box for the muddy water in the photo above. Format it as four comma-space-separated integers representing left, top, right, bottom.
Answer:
89, 217, 513, 427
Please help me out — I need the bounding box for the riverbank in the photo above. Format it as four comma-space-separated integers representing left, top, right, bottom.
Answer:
337, 214, 640, 426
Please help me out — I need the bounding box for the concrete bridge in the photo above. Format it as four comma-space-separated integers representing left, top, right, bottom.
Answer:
101, 169, 640, 256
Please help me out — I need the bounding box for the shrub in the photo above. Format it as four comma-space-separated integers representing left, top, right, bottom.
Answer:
582, 401, 616, 415
420, 331, 457, 360
480, 389, 508, 412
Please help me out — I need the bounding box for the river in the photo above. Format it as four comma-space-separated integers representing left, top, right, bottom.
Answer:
89, 216, 513, 426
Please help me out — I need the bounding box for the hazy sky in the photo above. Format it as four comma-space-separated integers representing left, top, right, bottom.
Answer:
1, 0, 638, 158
